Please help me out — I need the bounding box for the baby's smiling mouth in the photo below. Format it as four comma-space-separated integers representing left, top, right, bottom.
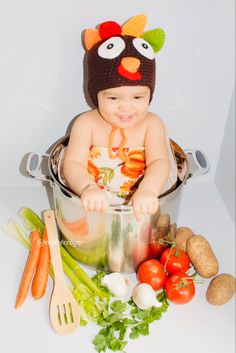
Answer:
117, 115, 133, 122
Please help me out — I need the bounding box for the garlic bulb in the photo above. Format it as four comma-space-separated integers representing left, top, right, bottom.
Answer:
102, 272, 129, 298
132, 283, 157, 310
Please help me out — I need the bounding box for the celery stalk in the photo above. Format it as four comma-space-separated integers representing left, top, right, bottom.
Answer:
82, 299, 101, 322
3, 218, 31, 249
60, 246, 108, 300
73, 289, 101, 322
62, 261, 93, 299
18, 207, 44, 234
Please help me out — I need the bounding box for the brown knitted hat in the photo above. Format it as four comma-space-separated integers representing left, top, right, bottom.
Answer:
84, 15, 165, 107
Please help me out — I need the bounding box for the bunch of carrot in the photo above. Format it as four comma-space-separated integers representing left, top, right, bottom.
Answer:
15, 226, 50, 308
4, 207, 109, 324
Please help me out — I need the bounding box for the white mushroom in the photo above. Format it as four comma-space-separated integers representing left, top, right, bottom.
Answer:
102, 272, 129, 298
132, 283, 158, 310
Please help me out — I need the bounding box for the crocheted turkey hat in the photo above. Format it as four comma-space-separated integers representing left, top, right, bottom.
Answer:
84, 15, 165, 107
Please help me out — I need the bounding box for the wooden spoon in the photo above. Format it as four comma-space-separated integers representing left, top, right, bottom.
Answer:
44, 210, 80, 334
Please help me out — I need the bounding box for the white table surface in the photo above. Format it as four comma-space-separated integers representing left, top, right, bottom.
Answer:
0, 182, 235, 353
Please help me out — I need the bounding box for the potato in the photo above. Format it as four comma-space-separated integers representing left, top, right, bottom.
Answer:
186, 235, 219, 278
157, 214, 170, 228
175, 227, 194, 251
156, 214, 170, 239
165, 223, 177, 242
206, 274, 236, 305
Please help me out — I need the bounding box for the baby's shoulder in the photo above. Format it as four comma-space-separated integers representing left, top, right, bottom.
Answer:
71, 110, 97, 129
144, 112, 166, 129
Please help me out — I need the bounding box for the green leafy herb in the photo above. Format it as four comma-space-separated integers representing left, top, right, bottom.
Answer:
110, 300, 127, 313
93, 295, 169, 352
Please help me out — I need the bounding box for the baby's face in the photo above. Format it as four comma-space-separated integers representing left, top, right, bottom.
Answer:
97, 86, 150, 129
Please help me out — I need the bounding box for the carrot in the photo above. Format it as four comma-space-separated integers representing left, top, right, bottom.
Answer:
62, 217, 89, 235
31, 226, 50, 300
15, 230, 41, 308
73, 221, 89, 235
62, 216, 88, 231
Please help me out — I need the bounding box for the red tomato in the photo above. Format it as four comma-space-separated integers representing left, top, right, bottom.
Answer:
164, 272, 195, 304
149, 238, 166, 259
160, 247, 190, 275
137, 259, 167, 290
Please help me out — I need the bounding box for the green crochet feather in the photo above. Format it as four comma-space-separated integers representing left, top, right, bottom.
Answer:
141, 28, 165, 53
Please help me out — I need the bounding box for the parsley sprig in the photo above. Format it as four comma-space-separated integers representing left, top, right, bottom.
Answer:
92, 293, 169, 352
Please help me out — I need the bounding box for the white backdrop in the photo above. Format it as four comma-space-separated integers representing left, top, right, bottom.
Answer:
0, 0, 235, 186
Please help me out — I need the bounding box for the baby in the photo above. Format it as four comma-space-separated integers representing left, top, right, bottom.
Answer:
62, 15, 177, 221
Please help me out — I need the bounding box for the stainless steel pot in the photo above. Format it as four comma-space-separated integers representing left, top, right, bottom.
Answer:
26, 135, 210, 273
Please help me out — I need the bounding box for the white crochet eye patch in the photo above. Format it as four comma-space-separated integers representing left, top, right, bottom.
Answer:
132, 38, 155, 60
98, 37, 125, 59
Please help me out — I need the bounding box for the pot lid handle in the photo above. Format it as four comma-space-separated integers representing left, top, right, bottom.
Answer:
26, 152, 53, 183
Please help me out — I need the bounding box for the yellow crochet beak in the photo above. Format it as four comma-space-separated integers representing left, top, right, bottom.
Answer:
120, 57, 141, 73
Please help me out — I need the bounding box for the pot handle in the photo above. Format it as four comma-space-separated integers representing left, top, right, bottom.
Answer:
185, 149, 210, 179
26, 152, 53, 184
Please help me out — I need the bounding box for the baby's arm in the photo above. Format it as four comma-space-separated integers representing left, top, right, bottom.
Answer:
62, 114, 109, 212
131, 115, 170, 220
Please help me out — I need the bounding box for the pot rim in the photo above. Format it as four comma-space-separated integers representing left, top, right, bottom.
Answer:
47, 134, 189, 207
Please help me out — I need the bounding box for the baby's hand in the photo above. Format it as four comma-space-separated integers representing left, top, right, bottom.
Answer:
130, 190, 159, 222
80, 185, 109, 213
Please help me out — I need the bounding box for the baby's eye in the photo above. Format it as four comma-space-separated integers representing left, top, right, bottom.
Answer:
108, 96, 118, 100
134, 96, 143, 99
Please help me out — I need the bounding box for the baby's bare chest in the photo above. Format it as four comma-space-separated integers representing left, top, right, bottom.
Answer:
91, 125, 146, 147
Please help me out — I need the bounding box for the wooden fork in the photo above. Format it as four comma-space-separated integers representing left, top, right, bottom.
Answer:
44, 210, 80, 334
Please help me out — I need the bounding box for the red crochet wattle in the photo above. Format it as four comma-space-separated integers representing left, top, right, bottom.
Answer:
117, 64, 142, 81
